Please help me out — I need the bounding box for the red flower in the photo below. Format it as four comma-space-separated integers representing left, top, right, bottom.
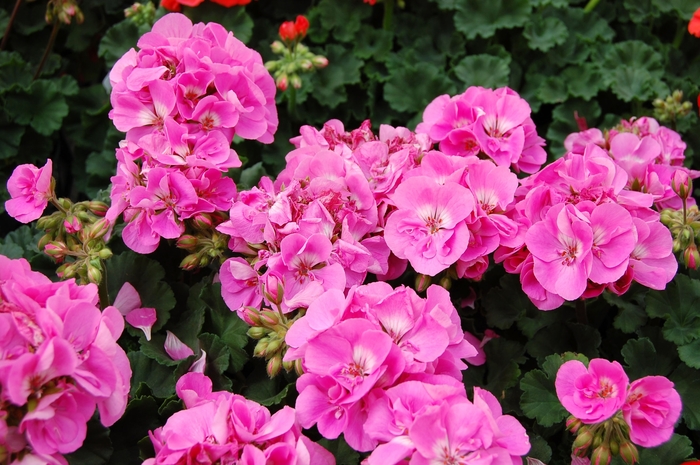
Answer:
160, 0, 205, 11
211, 0, 253, 6
279, 15, 309, 43
689, 6, 700, 37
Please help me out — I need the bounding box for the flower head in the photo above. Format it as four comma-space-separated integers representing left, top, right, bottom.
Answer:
5, 159, 53, 224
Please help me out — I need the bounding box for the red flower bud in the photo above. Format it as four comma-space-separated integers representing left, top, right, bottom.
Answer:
294, 15, 309, 38
279, 21, 297, 42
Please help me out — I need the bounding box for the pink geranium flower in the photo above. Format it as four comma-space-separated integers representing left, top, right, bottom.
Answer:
5, 159, 53, 223
555, 359, 629, 424
623, 376, 682, 447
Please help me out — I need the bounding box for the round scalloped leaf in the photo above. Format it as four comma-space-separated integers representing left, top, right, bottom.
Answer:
602, 40, 664, 78
523, 17, 569, 52
454, 54, 511, 89
384, 63, 455, 114
562, 64, 603, 100
453, 0, 531, 40
5, 80, 69, 136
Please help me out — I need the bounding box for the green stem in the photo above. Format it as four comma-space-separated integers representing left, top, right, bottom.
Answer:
575, 299, 588, 325
98, 259, 109, 309
287, 86, 296, 118
583, 0, 601, 13
0, 0, 22, 51
33, 21, 60, 80
672, 19, 685, 50
383, 0, 394, 31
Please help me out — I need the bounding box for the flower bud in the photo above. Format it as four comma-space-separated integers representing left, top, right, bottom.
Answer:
44, 241, 67, 258
573, 429, 594, 456
294, 358, 304, 376
87, 264, 102, 284
64, 215, 82, 234
294, 15, 309, 38
180, 254, 200, 270
37, 233, 53, 251
266, 338, 283, 356
415, 273, 431, 292
591, 445, 612, 465
290, 74, 302, 89
270, 40, 286, 54
672, 170, 692, 200
98, 248, 113, 260
88, 218, 111, 240
263, 273, 284, 306
177, 234, 199, 250
609, 439, 619, 456
248, 326, 267, 339
242, 307, 262, 326
260, 310, 280, 327
299, 59, 313, 71
566, 416, 583, 434
283, 359, 295, 372
619, 441, 639, 464
311, 55, 329, 68
191, 213, 213, 230
57, 263, 77, 279
439, 275, 452, 290
267, 355, 282, 378
254, 338, 269, 358
684, 243, 700, 270
276, 74, 288, 91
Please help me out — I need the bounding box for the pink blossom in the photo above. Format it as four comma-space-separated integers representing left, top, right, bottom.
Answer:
164, 330, 195, 361
5, 159, 53, 223
555, 359, 629, 423
628, 218, 677, 290
623, 376, 682, 447
385, 176, 474, 276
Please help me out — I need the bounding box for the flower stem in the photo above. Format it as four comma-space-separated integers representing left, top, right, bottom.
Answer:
98, 259, 109, 309
0, 0, 22, 51
33, 20, 60, 80
672, 19, 685, 50
287, 86, 297, 117
583, 0, 601, 13
575, 299, 588, 325
383, 0, 394, 31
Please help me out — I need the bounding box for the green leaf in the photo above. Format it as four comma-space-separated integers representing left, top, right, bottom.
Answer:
646, 274, 700, 346
527, 435, 553, 463
66, 416, 113, 465
523, 17, 568, 52
604, 291, 648, 334
317, 436, 361, 465
621, 337, 676, 380
554, 9, 614, 43
562, 64, 602, 100
98, 20, 141, 68
353, 26, 393, 62
5, 80, 68, 136
520, 369, 568, 427
483, 338, 526, 393
128, 352, 176, 398
608, 66, 665, 102
244, 370, 293, 406
527, 322, 601, 361
317, 0, 372, 43
310, 44, 363, 110
546, 99, 601, 156
198, 333, 233, 391
624, 0, 661, 23
541, 352, 589, 379
108, 395, 161, 465
238, 162, 268, 190
652, 0, 698, 18
602, 40, 664, 79
638, 434, 693, 463
454, 54, 511, 89
453, 0, 531, 40
483, 274, 530, 329
384, 64, 455, 114
670, 363, 700, 430
678, 338, 700, 369
0, 123, 25, 161
200, 282, 249, 372
107, 251, 176, 334
536, 76, 568, 104
186, 5, 253, 43
0, 51, 33, 91
0, 225, 42, 260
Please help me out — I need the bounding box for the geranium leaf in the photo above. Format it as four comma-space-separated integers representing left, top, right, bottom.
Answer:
523, 17, 568, 52
65, 416, 113, 465
638, 434, 693, 463
483, 274, 530, 329
604, 290, 648, 334
384, 63, 455, 114
562, 64, 602, 100
186, 4, 253, 43
646, 274, 700, 346
670, 363, 700, 430
128, 352, 176, 398
484, 338, 526, 393
454, 54, 511, 89
453, 0, 531, 40
108, 395, 161, 465
316, 0, 372, 43
200, 282, 249, 372
520, 369, 567, 427
98, 20, 141, 69
536, 76, 568, 104
621, 337, 676, 380
678, 338, 700, 369
107, 251, 176, 333
353, 26, 393, 62
310, 44, 363, 109
5, 80, 69, 136
0, 51, 33, 91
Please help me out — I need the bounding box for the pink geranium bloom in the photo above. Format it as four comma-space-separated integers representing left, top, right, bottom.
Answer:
587, 203, 636, 284
385, 176, 474, 276
219, 257, 262, 314
628, 218, 677, 290
526, 203, 593, 301
555, 359, 629, 424
623, 376, 682, 447
5, 159, 53, 223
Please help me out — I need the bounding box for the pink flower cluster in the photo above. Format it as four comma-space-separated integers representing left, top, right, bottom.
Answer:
284, 282, 530, 463
5, 159, 53, 224
496, 139, 677, 310
565, 116, 698, 210
0, 256, 131, 464
107, 12, 278, 253
144, 372, 335, 465
416, 86, 547, 174
556, 358, 682, 448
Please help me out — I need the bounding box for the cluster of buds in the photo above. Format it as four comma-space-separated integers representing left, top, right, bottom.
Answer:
661, 170, 700, 269
124, 2, 156, 27
176, 213, 229, 270
243, 306, 304, 378
45, 0, 84, 25
37, 197, 113, 284
265, 15, 328, 91
653, 90, 694, 126
567, 415, 639, 465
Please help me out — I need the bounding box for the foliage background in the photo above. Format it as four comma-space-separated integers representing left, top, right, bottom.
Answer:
1, 0, 700, 463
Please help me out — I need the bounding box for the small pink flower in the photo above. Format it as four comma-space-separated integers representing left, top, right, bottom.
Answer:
5, 159, 53, 223
623, 376, 682, 447
555, 359, 629, 424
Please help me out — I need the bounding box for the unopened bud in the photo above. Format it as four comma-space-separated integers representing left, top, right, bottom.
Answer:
270, 40, 286, 54
87, 264, 102, 284
177, 235, 199, 250
294, 358, 304, 376
88, 218, 111, 240
311, 55, 329, 68
566, 416, 583, 434
265, 338, 283, 355
254, 339, 269, 357
299, 59, 313, 71
573, 429, 594, 456
98, 248, 113, 260
242, 307, 262, 326
439, 275, 452, 290
260, 310, 280, 327
44, 241, 67, 258
38, 233, 52, 251
180, 254, 200, 270
276, 74, 288, 91
684, 243, 700, 270
591, 444, 611, 465
415, 273, 431, 292
267, 355, 282, 378
248, 326, 267, 339
87, 201, 109, 216
191, 213, 213, 230
282, 359, 295, 372
290, 74, 302, 89
57, 263, 77, 279
672, 170, 692, 200
263, 274, 284, 306
609, 439, 619, 456
619, 441, 639, 464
